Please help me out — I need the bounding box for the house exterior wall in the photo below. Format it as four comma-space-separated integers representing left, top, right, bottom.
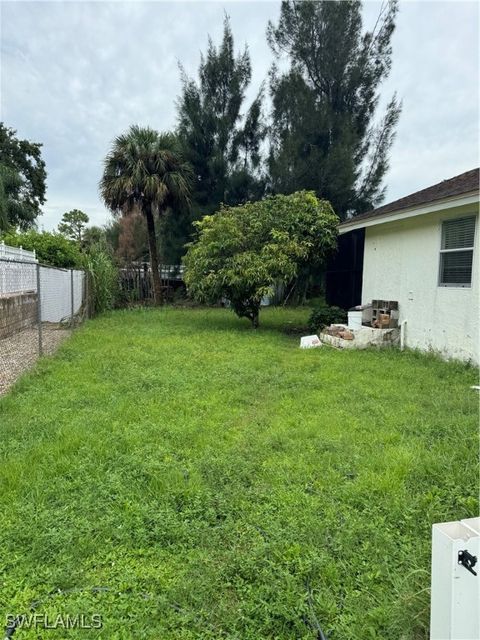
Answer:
361, 203, 479, 364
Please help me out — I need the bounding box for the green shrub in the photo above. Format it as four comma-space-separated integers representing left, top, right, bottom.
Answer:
82, 248, 119, 314
184, 191, 338, 328
1, 229, 81, 268
308, 301, 346, 332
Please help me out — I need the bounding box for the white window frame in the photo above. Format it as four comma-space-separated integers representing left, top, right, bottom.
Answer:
438, 215, 476, 288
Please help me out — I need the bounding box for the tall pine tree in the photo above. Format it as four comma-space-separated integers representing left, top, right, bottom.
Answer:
177, 16, 266, 217
267, 0, 401, 219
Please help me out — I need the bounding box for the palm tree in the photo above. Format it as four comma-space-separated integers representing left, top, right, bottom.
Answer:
100, 126, 192, 305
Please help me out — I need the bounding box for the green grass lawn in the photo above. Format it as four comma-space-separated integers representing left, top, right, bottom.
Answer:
0, 307, 478, 639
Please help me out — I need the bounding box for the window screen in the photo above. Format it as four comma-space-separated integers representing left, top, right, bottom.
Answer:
439, 216, 476, 287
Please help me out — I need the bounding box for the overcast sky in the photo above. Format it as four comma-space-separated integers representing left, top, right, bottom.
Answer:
1, 0, 478, 230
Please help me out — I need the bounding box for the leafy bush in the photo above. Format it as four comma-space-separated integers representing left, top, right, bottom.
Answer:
1, 229, 81, 268
184, 191, 338, 327
308, 301, 346, 332
82, 248, 119, 314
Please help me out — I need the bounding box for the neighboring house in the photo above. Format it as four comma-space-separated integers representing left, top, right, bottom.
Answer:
337, 168, 479, 364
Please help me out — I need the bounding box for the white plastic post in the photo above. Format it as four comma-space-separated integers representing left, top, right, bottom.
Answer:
430, 517, 479, 639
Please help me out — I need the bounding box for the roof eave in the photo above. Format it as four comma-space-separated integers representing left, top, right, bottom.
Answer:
338, 191, 480, 234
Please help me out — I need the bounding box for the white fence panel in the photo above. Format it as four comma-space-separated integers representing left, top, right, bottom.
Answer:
0, 241, 36, 262
72, 270, 85, 315
0, 259, 37, 294
39, 267, 84, 323
0, 242, 38, 295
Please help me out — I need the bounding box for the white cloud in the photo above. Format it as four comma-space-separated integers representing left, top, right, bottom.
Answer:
1, 0, 478, 229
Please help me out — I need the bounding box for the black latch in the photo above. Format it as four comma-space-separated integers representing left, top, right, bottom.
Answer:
458, 549, 477, 576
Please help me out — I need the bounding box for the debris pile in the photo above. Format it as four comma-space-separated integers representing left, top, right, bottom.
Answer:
301, 299, 401, 350
300, 334, 322, 349
370, 300, 399, 329
322, 325, 354, 340
320, 323, 400, 350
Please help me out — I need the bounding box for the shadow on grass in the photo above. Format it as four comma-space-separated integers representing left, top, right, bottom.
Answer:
191, 308, 309, 337
117, 305, 311, 337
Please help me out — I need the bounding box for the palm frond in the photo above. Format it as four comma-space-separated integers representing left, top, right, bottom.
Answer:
99, 125, 193, 217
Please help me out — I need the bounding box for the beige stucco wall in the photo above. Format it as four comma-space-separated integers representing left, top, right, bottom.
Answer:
362, 203, 479, 364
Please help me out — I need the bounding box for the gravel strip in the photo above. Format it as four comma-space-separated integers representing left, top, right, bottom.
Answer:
0, 326, 71, 396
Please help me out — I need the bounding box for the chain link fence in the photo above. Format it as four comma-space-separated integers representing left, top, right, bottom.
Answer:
0, 247, 90, 396
118, 262, 185, 305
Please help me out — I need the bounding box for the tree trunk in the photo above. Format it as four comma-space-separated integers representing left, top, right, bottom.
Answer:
250, 307, 259, 329
145, 206, 162, 305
